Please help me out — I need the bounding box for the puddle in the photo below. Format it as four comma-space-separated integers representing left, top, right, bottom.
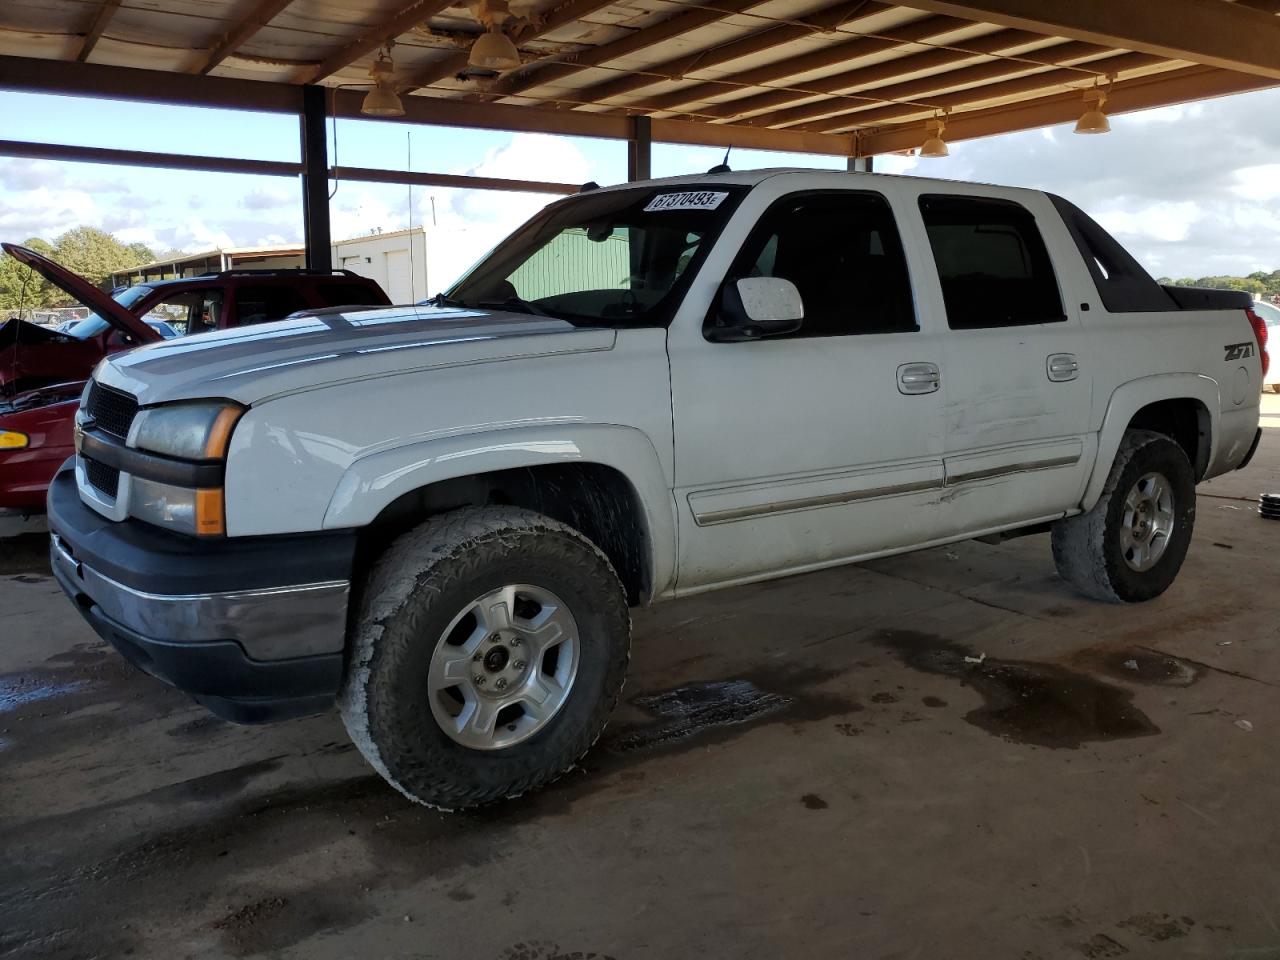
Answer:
606, 680, 793, 754
874, 630, 1159, 749
0, 675, 89, 714
1078, 648, 1200, 687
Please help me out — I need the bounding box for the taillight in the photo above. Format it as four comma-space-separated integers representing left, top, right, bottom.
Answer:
1247, 307, 1270, 378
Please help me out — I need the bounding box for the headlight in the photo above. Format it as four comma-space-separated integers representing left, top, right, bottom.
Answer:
127, 400, 242, 536
132, 401, 242, 460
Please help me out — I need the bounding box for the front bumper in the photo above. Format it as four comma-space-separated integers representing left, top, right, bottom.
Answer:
47, 462, 357, 723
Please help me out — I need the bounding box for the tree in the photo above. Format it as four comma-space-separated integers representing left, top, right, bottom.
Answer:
1, 229, 158, 317
52, 227, 151, 289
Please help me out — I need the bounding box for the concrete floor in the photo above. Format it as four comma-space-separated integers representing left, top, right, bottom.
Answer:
5, 400, 1280, 960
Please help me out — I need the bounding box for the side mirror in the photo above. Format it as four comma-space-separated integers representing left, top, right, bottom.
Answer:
707, 277, 804, 342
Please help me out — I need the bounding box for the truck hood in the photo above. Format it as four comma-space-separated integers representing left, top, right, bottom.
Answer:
1, 243, 161, 344
94, 304, 618, 406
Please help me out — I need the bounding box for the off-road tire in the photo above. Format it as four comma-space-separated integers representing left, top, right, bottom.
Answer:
340, 506, 630, 809
1051, 429, 1196, 603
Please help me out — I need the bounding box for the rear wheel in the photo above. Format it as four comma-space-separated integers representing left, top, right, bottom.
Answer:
1051, 429, 1195, 603
340, 506, 630, 809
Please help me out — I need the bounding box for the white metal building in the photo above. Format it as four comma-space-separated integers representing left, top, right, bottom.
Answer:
333, 228, 428, 305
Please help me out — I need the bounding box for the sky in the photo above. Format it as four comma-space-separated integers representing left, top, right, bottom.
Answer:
2, 84, 1280, 290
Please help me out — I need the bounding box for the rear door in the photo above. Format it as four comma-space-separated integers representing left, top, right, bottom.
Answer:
908, 189, 1093, 535
669, 183, 947, 591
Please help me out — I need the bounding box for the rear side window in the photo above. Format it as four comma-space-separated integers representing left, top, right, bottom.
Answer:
234, 285, 311, 326
1047, 194, 1177, 313
919, 195, 1065, 329
724, 190, 916, 338
312, 281, 387, 308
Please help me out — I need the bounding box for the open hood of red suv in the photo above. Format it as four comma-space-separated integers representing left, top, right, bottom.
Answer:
2, 243, 161, 344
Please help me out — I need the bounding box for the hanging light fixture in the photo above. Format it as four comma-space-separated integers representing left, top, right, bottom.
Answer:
361, 47, 405, 117
920, 114, 949, 158
469, 0, 521, 72
1074, 84, 1110, 134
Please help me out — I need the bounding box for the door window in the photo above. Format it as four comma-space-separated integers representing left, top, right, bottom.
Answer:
234, 285, 311, 326
138, 290, 222, 336
919, 195, 1065, 329
723, 191, 917, 338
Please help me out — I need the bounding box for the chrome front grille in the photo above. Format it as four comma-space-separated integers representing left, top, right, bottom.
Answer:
85, 381, 138, 440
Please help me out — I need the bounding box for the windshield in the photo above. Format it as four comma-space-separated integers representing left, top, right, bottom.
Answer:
449, 185, 746, 327
65, 285, 154, 338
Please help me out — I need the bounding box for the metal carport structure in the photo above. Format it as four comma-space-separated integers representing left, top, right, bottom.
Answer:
2, 0, 1280, 267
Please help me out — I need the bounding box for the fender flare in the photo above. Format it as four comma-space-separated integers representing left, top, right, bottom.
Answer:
322, 423, 678, 599
1082, 373, 1219, 511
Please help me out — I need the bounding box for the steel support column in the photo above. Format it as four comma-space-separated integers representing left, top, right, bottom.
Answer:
628, 116, 652, 181
300, 85, 331, 270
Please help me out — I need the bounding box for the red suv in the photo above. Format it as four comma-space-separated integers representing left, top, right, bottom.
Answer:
0, 244, 391, 516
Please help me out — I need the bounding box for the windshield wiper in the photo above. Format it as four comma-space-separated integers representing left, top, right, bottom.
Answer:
470, 297, 553, 318
428, 292, 467, 309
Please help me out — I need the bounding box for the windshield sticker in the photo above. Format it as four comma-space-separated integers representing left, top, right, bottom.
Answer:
644, 191, 729, 213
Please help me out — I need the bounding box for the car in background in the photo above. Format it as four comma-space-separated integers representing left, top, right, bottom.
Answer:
147, 320, 180, 339
1, 245, 391, 396
1254, 300, 1280, 392
0, 245, 391, 517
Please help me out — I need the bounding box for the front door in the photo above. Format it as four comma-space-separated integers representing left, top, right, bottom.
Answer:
669, 185, 947, 593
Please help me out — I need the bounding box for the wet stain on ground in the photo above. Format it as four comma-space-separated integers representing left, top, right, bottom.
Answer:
923, 696, 948, 708
1117, 913, 1193, 942
497, 941, 617, 960
874, 630, 1159, 749
1075, 648, 1200, 687
800, 793, 828, 810
601, 667, 853, 757
0, 675, 89, 713
605, 680, 792, 753
1074, 933, 1129, 957
870, 692, 899, 704
211, 888, 371, 958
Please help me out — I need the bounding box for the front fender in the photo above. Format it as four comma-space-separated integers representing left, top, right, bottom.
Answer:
1082, 373, 1220, 511
322, 423, 678, 599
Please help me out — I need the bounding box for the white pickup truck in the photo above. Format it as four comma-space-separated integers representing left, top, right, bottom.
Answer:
42, 169, 1265, 808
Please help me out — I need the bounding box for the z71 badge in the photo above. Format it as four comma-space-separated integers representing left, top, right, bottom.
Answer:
1224, 342, 1255, 361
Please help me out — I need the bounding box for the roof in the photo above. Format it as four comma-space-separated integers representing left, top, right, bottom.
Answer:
3, 1, 1280, 157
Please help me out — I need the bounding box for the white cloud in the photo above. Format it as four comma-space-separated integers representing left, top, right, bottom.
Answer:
1230, 164, 1280, 203
242, 185, 296, 211
0, 158, 66, 191
1094, 201, 1203, 243
0, 186, 99, 238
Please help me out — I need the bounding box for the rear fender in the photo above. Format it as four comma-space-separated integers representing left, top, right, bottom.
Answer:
1082, 374, 1219, 511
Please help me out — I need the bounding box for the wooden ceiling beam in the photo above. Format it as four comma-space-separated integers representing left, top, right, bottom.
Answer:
399, 0, 621, 94
694, 25, 1052, 122
607, 13, 972, 117
480, 0, 775, 102
549, 0, 886, 108
856, 64, 1277, 154
808, 50, 1163, 132
888, 0, 1280, 80
749, 37, 1115, 129
190, 0, 297, 76
76, 0, 122, 63
294, 0, 457, 85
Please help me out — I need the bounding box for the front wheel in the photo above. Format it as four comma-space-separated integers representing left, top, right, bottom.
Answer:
1051, 429, 1195, 603
340, 506, 630, 809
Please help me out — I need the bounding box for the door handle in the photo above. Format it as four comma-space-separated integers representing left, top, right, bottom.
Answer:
1047, 353, 1079, 382
898, 362, 940, 395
